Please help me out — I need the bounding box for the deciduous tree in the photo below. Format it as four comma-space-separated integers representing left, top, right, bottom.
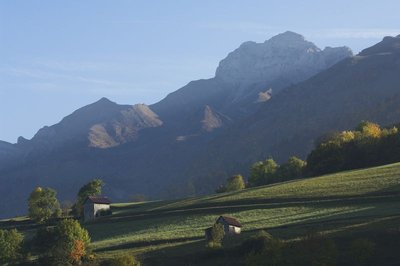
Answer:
226, 175, 246, 191
74, 179, 104, 217
28, 187, 61, 223
51, 219, 91, 264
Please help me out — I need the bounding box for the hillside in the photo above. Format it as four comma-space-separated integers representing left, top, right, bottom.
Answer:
3, 162, 400, 265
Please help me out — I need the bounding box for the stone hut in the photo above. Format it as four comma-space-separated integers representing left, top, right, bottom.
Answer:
216, 215, 242, 234
83, 196, 111, 222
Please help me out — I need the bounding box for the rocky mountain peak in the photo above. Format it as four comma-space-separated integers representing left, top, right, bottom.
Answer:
215, 31, 352, 85
267, 31, 307, 45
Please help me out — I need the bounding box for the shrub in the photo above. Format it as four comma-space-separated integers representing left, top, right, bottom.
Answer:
36, 219, 91, 264
245, 234, 285, 266
0, 228, 24, 264
241, 230, 273, 253
206, 223, 225, 248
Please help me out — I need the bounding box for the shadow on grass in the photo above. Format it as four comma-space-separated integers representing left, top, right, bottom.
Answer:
97, 193, 400, 226
94, 235, 203, 252
140, 213, 400, 266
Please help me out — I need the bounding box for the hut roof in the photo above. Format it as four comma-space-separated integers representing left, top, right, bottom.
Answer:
217, 216, 242, 227
85, 196, 111, 205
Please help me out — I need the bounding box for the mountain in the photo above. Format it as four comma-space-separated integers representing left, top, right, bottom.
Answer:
187, 34, 400, 192
16, 98, 162, 152
0, 32, 354, 218
0, 141, 20, 161
153, 31, 351, 121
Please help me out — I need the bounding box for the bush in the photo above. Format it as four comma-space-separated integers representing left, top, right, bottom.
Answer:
245, 234, 285, 266
0, 228, 24, 264
241, 230, 273, 254
206, 223, 225, 248
36, 219, 91, 264
350, 238, 375, 266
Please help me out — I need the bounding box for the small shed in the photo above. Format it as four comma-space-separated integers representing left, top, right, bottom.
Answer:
83, 196, 111, 222
216, 216, 242, 234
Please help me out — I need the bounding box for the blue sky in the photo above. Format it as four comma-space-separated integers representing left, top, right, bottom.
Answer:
1, 0, 399, 143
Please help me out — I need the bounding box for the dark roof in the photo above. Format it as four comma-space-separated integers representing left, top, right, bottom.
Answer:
85, 196, 111, 205
217, 216, 242, 227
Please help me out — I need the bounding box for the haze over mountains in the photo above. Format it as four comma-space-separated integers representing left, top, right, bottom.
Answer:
3, 31, 400, 218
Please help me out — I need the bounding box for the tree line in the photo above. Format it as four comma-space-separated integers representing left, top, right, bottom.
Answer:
217, 121, 400, 192
305, 121, 400, 176
216, 156, 307, 192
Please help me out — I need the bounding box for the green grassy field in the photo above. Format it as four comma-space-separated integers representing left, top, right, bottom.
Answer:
84, 162, 400, 264
2, 162, 400, 265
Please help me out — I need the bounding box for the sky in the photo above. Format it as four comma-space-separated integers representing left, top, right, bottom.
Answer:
1, 0, 400, 143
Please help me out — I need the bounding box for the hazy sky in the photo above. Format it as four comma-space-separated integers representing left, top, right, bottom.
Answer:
1, 0, 399, 143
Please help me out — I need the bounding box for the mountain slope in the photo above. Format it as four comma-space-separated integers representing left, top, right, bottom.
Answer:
188, 34, 400, 192
16, 98, 162, 152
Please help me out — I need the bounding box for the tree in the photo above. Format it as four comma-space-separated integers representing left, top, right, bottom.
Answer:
207, 223, 225, 248
28, 187, 61, 223
74, 179, 104, 217
248, 158, 279, 187
356, 121, 381, 138
0, 229, 23, 264
225, 175, 246, 191
50, 219, 91, 264
276, 156, 306, 181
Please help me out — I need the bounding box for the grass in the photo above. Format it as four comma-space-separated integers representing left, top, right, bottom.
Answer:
3, 162, 400, 265
84, 162, 400, 264
152, 162, 400, 211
